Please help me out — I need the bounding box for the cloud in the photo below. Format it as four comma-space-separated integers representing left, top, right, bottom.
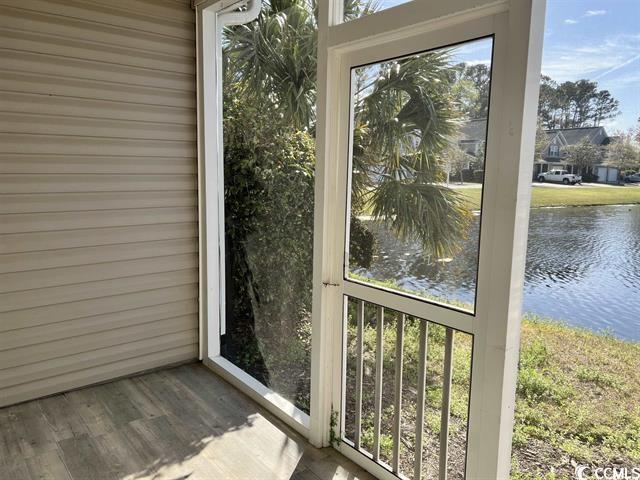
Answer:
615, 73, 640, 85
594, 53, 640, 80
564, 19, 579, 24
601, 117, 623, 131
542, 33, 640, 82
585, 9, 607, 17
464, 59, 491, 67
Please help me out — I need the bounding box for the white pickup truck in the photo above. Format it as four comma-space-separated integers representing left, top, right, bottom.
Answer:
537, 169, 582, 185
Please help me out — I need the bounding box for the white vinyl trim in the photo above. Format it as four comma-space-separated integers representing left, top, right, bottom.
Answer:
203, 356, 311, 435
196, 0, 261, 361
466, 2, 546, 477
343, 280, 474, 334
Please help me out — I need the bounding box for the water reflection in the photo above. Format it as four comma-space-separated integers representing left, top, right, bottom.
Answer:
354, 205, 640, 340
355, 218, 480, 304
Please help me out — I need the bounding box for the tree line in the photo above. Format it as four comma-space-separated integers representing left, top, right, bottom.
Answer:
538, 76, 620, 129
452, 66, 639, 173
453, 65, 622, 131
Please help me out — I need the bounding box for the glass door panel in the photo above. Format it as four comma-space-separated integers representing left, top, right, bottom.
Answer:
219, 0, 317, 414
345, 37, 494, 313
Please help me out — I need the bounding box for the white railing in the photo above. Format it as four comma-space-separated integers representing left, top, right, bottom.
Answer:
344, 297, 469, 480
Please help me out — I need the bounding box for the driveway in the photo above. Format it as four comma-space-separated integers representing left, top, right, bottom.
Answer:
532, 182, 637, 189
448, 182, 639, 189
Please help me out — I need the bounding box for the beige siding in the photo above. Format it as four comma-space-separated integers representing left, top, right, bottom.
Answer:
0, 0, 198, 407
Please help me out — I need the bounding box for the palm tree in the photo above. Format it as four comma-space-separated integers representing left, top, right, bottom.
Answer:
223, 0, 318, 131
223, 0, 472, 258
351, 56, 472, 258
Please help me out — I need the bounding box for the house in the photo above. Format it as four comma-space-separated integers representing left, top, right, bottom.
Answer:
458, 118, 488, 160
533, 126, 618, 183
458, 118, 487, 169
0, 0, 547, 479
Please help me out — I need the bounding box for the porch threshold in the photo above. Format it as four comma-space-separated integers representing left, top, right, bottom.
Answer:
0, 363, 373, 480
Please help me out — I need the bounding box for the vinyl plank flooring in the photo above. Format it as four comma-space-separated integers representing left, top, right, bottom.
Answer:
38, 395, 89, 441
0, 459, 32, 480
128, 415, 194, 460
91, 426, 159, 480
23, 450, 72, 480
114, 378, 164, 420
157, 411, 219, 451
167, 365, 256, 426
92, 381, 144, 425
3, 401, 58, 458
171, 362, 242, 400
229, 414, 305, 478
58, 434, 115, 480
199, 432, 285, 480
121, 417, 198, 480
63, 389, 122, 437
177, 451, 228, 480
291, 468, 323, 480
136, 370, 235, 431
0, 406, 21, 462
0, 363, 368, 480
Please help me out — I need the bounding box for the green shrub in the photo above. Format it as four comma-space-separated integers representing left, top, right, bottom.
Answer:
519, 340, 550, 370
517, 368, 573, 404
221, 90, 316, 410
575, 367, 621, 390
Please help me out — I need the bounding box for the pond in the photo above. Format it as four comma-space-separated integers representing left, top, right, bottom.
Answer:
354, 204, 640, 341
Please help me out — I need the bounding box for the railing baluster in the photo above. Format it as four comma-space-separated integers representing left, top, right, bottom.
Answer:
392, 313, 405, 473
344, 298, 467, 480
354, 299, 365, 450
439, 328, 455, 480
373, 305, 384, 461
414, 320, 428, 480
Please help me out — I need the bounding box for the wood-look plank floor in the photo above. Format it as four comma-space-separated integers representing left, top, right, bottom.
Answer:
0, 363, 373, 480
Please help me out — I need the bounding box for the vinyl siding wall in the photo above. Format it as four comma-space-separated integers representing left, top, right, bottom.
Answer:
0, 0, 199, 407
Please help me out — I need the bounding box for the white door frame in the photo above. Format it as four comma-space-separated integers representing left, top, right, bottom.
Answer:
311, 1, 546, 478
195, 0, 546, 477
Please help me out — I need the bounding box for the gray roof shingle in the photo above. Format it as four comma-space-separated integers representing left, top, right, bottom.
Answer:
458, 118, 487, 141
546, 126, 609, 146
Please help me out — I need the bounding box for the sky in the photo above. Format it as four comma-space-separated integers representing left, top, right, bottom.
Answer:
542, 0, 639, 131
376, 0, 640, 132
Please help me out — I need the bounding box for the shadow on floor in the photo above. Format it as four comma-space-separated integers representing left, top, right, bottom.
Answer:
0, 363, 373, 480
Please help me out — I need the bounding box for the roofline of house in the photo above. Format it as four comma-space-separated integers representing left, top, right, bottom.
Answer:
544, 126, 606, 133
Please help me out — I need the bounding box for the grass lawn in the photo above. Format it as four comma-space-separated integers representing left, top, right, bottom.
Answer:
511, 319, 640, 479
345, 312, 640, 479
458, 184, 640, 209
